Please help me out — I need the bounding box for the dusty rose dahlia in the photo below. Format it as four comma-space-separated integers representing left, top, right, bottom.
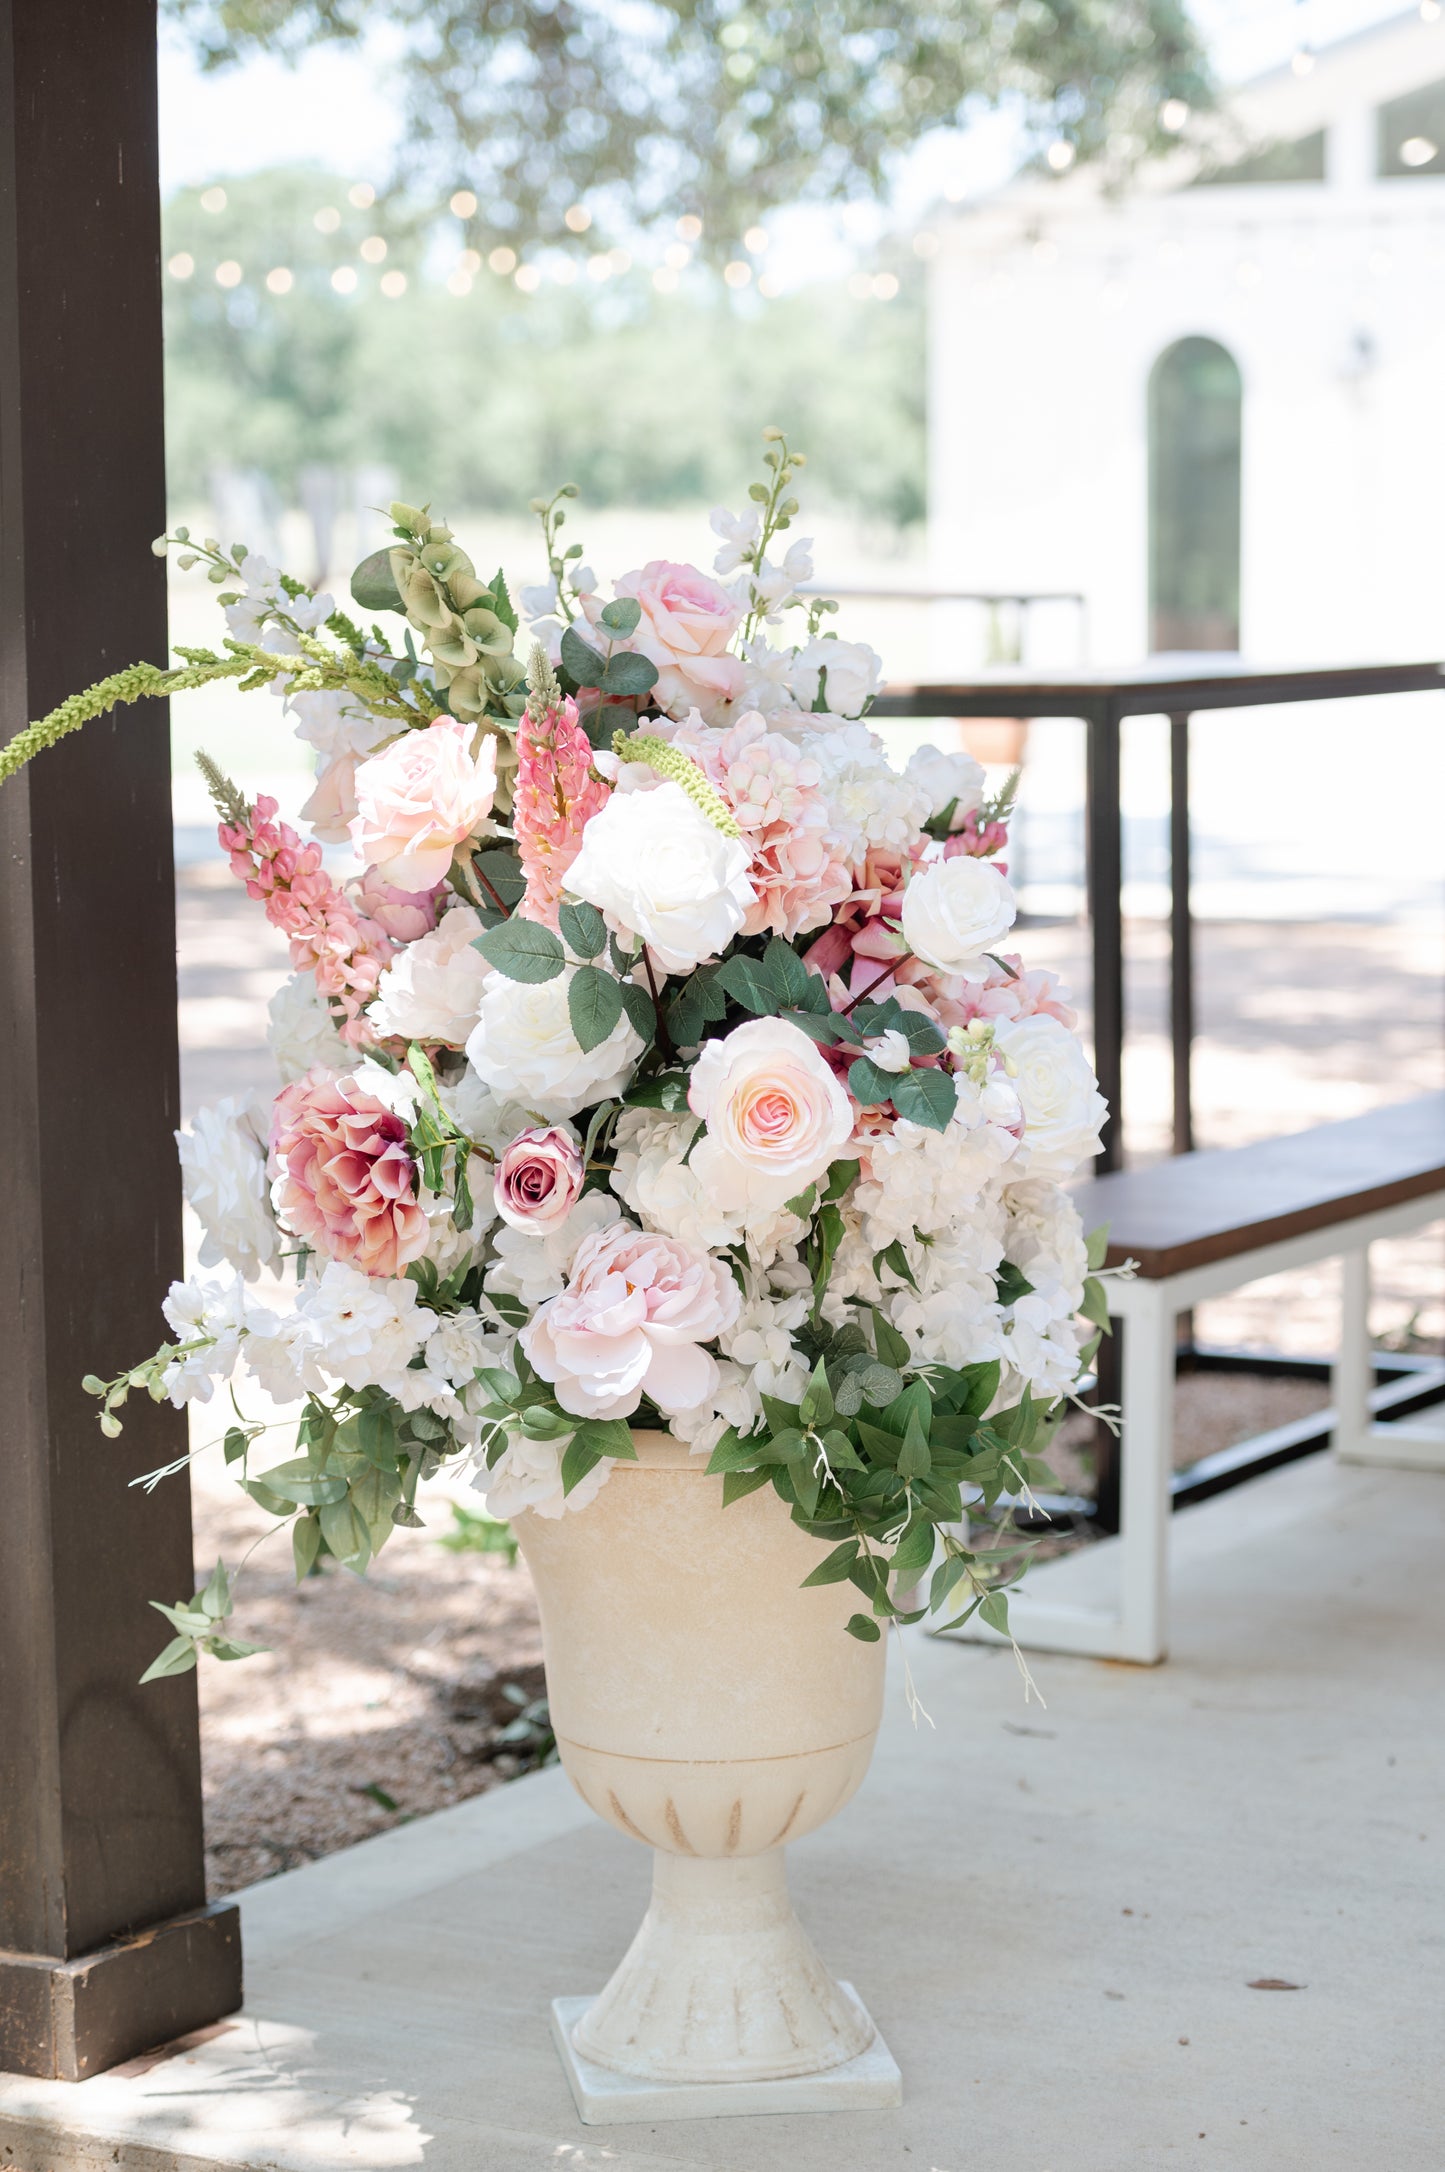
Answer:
270, 1068, 428, 1279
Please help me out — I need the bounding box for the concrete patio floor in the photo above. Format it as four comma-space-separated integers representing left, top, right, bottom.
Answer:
2, 1452, 1441, 2172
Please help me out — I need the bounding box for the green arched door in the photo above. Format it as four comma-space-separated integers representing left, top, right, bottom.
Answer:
1148, 336, 1242, 652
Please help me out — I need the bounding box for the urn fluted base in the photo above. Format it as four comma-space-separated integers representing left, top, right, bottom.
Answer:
572, 1849, 874, 2084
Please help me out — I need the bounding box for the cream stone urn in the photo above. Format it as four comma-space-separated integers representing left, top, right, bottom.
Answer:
513, 1429, 888, 2090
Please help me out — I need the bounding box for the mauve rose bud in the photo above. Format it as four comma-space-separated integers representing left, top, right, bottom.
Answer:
493, 1124, 585, 1234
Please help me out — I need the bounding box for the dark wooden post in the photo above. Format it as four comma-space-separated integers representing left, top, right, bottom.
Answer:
0, 0, 241, 2080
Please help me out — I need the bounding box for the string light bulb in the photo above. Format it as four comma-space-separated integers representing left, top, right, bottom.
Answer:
450, 189, 477, 218
265, 266, 293, 294
676, 214, 703, 241
348, 182, 375, 208
200, 186, 227, 213
168, 252, 194, 279
214, 259, 242, 287
1046, 141, 1076, 173
313, 206, 341, 233
488, 245, 517, 274
564, 204, 592, 232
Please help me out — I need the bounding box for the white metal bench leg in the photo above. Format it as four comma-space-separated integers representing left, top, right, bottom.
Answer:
1333, 1246, 1373, 1463
1335, 1239, 1445, 1470
1116, 1282, 1174, 1664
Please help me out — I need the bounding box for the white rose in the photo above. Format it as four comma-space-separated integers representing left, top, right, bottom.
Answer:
267, 972, 350, 1083
176, 1097, 281, 1280
688, 1017, 855, 1214
464, 966, 644, 1121
369, 906, 489, 1047
993, 1014, 1107, 1178
904, 743, 986, 828
789, 636, 883, 720
565, 781, 756, 975
900, 856, 1016, 980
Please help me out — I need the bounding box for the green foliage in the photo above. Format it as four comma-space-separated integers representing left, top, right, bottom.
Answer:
438, 1503, 520, 1565
163, 6, 1209, 253
160, 169, 929, 525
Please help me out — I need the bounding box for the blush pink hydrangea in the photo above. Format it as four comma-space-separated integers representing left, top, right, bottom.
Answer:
270, 1068, 428, 1279
520, 1222, 740, 1419
665, 710, 854, 939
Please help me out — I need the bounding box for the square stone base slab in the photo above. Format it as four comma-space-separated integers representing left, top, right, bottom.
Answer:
550, 1988, 902, 2124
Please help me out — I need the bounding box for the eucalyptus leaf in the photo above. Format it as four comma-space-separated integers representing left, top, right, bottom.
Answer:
560, 624, 607, 686
598, 597, 642, 636
598, 649, 659, 698
350, 547, 404, 614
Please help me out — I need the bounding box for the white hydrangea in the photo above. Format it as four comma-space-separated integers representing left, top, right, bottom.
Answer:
291, 1261, 437, 1397
886, 1230, 1007, 1373
670, 1356, 764, 1459
176, 1096, 281, 1280
719, 1267, 811, 1403
610, 1110, 744, 1254
854, 1096, 1020, 1248
1002, 1178, 1090, 1317
486, 1190, 621, 1309
368, 905, 490, 1047
472, 1431, 613, 1521
267, 972, 350, 1083
437, 1068, 533, 1156
789, 636, 882, 720
285, 685, 391, 767
1000, 1293, 1083, 1402
425, 1306, 509, 1390
808, 719, 933, 860
735, 636, 803, 715
240, 1300, 330, 1404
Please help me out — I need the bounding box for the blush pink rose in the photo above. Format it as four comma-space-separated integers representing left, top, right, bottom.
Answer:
351, 718, 498, 890
493, 1124, 585, 1234
271, 1068, 428, 1279
520, 1222, 740, 1420
609, 560, 746, 714
688, 1016, 856, 1213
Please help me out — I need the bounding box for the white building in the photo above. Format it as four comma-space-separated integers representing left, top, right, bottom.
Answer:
929, 7, 1445, 665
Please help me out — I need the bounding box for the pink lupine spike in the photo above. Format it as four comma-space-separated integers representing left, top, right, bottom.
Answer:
217, 794, 397, 1044
512, 656, 609, 930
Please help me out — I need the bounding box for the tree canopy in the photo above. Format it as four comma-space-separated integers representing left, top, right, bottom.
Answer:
163, 1, 1210, 252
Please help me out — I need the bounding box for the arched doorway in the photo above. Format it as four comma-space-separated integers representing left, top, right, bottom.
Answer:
1148, 336, 1242, 651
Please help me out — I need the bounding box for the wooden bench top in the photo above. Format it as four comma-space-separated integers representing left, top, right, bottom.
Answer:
1071, 1093, 1445, 1280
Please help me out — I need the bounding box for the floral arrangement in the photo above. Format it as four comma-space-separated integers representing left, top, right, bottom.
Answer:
3, 431, 1109, 1679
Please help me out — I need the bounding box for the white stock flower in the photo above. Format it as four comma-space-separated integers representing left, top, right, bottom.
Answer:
789, 636, 881, 719
465, 967, 644, 1121
176, 1096, 281, 1280
565, 782, 756, 975
1002, 1293, 1083, 1400
424, 1306, 506, 1389
901, 855, 1017, 980
519, 576, 559, 619
721, 1275, 811, 1402
241, 1302, 329, 1403
993, 1015, 1107, 1178
267, 972, 350, 1083
749, 538, 814, 619
369, 906, 490, 1046
286, 686, 390, 765
710, 504, 762, 575
160, 1269, 249, 1404
487, 1191, 621, 1309
472, 1432, 613, 1521
904, 743, 987, 828
1003, 1178, 1090, 1315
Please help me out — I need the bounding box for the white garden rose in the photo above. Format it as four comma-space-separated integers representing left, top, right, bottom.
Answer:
565, 781, 756, 974
688, 1016, 855, 1214
369, 905, 489, 1046
266, 972, 350, 1084
788, 635, 883, 719
903, 743, 986, 828
176, 1096, 281, 1279
464, 966, 644, 1121
993, 1014, 1107, 1178
900, 855, 1016, 980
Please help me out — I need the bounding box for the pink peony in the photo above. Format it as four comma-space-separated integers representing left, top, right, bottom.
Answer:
688, 1016, 856, 1211
351, 718, 498, 890
494, 1124, 585, 1234
271, 1068, 428, 1279
521, 1222, 740, 1420
609, 561, 746, 715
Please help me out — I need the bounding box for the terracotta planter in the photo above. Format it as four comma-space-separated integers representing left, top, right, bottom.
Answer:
514, 1429, 887, 2085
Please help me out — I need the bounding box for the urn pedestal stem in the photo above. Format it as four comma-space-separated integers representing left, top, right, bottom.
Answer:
572, 1846, 874, 2083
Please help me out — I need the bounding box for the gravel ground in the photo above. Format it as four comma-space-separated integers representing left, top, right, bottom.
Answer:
176, 862, 1443, 1896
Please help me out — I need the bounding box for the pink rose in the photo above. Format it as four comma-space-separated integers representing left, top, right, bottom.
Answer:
609, 560, 746, 714
688, 1016, 856, 1212
494, 1124, 585, 1234
271, 1068, 428, 1279
351, 718, 498, 890
520, 1222, 740, 1420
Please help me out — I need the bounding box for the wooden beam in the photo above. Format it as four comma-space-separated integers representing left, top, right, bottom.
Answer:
0, 0, 240, 2080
